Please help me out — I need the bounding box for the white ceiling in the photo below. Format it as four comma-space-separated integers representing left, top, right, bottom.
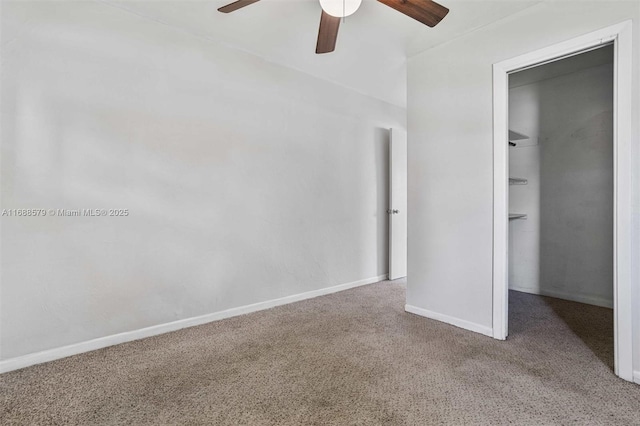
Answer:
103, 0, 541, 107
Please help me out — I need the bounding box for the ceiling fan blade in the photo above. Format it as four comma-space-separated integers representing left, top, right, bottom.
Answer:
378, 0, 449, 27
316, 11, 341, 54
218, 0, 260, 13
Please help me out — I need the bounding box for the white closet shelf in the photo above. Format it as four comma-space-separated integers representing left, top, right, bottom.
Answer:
509, 213, 527, 220
509, 130, 529, 141
509, 177, 528, 185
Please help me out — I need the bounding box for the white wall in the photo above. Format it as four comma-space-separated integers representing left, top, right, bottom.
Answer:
407, 1, 639, 373
509, 61, 614, 308
0, 1, 405, 360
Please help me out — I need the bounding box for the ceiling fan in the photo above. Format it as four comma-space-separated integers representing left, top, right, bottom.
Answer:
218, 0, 449, 54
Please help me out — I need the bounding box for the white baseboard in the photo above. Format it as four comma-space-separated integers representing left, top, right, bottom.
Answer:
634, 371, 640, 385
0, 274, 388, 374
510, 286, 613, 309
405, 304, 493, 337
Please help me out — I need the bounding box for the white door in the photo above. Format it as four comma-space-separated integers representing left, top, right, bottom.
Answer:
389, 128, 408, 280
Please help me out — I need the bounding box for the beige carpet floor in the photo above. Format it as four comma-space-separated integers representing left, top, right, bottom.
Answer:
1, 280, 639, 425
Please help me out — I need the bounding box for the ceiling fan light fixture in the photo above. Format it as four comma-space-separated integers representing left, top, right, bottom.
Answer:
218, 0, 450, 54
319, 0, 362, 18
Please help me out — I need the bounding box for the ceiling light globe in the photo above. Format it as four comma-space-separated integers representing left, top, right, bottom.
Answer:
319, 0, 362, 18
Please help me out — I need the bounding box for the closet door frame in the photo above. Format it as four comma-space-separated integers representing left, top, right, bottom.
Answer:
491, 20, 635, 382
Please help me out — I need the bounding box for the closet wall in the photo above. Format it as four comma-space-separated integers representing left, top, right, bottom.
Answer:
509, 48, 614, 308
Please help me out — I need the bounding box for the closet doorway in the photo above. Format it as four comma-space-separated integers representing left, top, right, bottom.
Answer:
509, 44, 614, 364
491, 21, 634, 382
